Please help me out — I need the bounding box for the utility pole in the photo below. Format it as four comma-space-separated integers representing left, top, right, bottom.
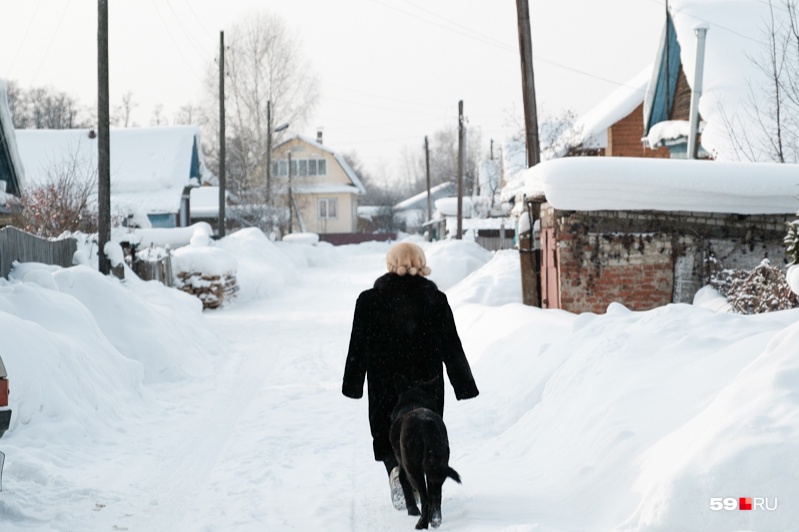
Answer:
515, 0, 540, 167
516, 0, 542, 308
218, 31, 226, 238
425, 135, 431, 224
287, 151, 293, 234
266, 100, 272, 204
456, 100, 464, 240
97, 0, 111, 275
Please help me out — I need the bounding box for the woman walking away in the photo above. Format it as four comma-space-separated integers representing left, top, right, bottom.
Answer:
342, 242, 479, 510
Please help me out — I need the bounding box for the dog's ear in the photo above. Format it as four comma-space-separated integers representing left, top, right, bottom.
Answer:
393, 374, 410, 393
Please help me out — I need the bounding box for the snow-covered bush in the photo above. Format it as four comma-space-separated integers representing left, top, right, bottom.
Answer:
710, 259, 798, 314
786, 219, 799, 265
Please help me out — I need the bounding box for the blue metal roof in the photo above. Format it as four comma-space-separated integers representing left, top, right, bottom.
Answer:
645, 13, 681, 135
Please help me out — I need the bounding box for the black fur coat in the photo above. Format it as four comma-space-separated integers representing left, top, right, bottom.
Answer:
342, 272, 479, 461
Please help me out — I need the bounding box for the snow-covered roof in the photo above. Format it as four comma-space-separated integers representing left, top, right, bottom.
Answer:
274, 134, 367, 195
394, 181, 455, 211
189, 186, 219, 217
14, 126, 213, 214
293, 183, 362, 195
523, 157, 799, 215
573, 66, 652, 152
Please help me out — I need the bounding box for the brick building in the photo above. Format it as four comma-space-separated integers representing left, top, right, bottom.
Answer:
524, 157, 798, 314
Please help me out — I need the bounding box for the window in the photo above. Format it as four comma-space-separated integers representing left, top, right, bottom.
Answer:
318, 198, 338, 220
276, 157, 325, 176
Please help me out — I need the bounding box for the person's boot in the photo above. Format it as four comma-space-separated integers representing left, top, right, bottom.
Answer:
389, 466, 406, 510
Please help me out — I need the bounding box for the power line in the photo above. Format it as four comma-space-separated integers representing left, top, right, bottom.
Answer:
149, 0, 207, 84
7, 0, 43, 77
30, 0, 73, 85
369, 0, 658, 94
325, 81, 451, 110
163, 0, 210, 58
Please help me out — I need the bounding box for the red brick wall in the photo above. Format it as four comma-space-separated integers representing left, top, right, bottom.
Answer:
608, 103, 671, 158
539, 206, 794, 315
555, 231, 674, 314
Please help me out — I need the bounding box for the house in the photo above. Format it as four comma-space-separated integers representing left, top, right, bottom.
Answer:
272, 133, 366, 236
565, 67, 671, 159
0, 80, 25, 226
522, 157, 798, 314
393, 181, 456, 232
14, 125, 215, 228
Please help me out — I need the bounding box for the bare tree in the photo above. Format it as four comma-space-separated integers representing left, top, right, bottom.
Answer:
721, 0, 799, 162
199, 10, 319, 234
150, 103, 167, 126
113, 91, 138, 127
174, 104, 203, 125
8, 81, 88, 129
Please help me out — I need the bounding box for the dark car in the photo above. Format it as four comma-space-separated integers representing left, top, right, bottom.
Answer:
0, 356, 10, 438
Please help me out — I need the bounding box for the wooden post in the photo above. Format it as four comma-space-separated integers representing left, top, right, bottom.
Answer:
425, 135, 431, 224
266, 100, 272, 204
515, 0, 541, 167
456, 100, 464, 240
519, 200, 540, 307
218, 31, 226, 238
97, 0, 111, 275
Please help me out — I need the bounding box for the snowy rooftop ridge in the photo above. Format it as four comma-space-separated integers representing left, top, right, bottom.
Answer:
524, 157, 799, 214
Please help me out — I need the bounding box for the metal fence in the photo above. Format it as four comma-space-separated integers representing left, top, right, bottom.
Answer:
0, 226, 77, 279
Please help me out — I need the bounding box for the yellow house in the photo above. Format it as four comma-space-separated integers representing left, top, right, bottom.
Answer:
272, 134, 366, 234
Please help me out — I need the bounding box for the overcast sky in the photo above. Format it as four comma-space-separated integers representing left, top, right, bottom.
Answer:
0, 0, 666, 182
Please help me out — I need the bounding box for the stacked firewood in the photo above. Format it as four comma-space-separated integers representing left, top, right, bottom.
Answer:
174, 271, 238, 309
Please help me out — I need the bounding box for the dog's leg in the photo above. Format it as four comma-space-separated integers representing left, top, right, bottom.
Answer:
398, 467, 420, 516
427, 477, 443, 528
404, 463, 429, 529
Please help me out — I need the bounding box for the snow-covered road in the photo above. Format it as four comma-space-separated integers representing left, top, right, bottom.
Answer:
4, 234, 797, 531
85, 243, 437, 531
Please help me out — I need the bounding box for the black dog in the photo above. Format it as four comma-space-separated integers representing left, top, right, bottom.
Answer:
390, 375, 461, 529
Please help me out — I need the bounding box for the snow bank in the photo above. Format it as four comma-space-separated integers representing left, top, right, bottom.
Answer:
423, 239, 493, 291
446, 249, 521, 307
214, 228, 298, 301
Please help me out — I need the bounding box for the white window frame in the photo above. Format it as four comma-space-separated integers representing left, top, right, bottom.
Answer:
318, 198, 338, 220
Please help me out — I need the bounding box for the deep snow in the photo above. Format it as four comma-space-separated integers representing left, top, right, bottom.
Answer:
0, 230, 797, 531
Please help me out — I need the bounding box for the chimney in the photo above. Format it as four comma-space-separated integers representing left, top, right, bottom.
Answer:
316, 129, 323, 144
687, 24, 708, 159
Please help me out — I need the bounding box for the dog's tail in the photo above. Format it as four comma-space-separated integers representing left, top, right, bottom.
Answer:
447, 466, 462, 484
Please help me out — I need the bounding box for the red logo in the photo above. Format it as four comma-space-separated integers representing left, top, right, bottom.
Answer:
739, 498, 753, 511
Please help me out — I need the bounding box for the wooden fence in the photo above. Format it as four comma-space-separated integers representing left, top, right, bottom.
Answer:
131, 255, 173, 287
0, 226, 77, 279
475, 228, 516, 252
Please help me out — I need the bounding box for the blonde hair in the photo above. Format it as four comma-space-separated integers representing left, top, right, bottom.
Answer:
386, 242, 431, 277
